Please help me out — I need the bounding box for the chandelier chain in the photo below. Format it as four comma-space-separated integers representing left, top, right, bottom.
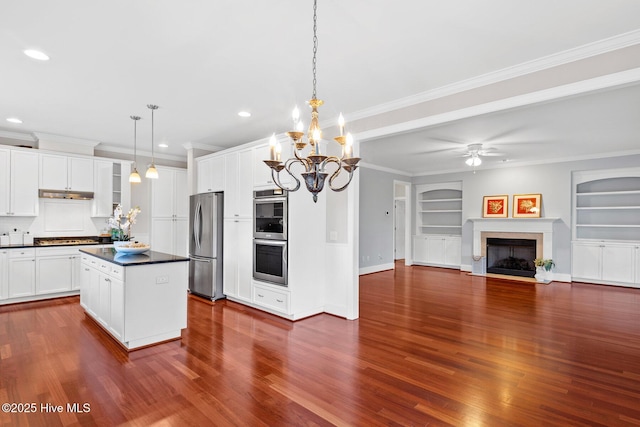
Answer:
312, 0, 318, 100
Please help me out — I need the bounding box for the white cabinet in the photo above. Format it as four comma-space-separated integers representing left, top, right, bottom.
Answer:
224, 149, 253, 218
223, 219, 252, 301
253, 283, 290, 314
8, 249, 36, 298
108, 275, 125, 341
36, 251, 74, 295
635, 246, 640, 285
253, 143, 292, 189
572, 241, 636, 286
0, 249, 7, 300
196, 155, 225, 193
40, 153, 94, 192
151, 217, 188, 256
413, 235, 461, 268
1, 149, 39, 216
35, 246, 84, 295
92, 160, 114, 217
151, 167, 188, 256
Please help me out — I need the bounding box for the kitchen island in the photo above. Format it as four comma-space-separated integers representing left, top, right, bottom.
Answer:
79, 248, 189, 351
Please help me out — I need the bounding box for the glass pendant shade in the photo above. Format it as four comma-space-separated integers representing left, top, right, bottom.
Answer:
129, 168, 141, 183
145, 164, 159, 179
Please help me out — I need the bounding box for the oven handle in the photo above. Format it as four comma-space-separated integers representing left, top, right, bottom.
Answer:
254, 239, 287, 246
254, 197, 287, 204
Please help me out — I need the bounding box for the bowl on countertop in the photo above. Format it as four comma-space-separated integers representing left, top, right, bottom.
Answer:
114, 244, 150, 255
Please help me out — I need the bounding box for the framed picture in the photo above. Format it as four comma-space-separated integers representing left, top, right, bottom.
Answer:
482, 195, 508, 218
513, 194, 542, 218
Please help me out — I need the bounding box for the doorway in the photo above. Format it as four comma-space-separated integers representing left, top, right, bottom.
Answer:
393, 180, 411, 265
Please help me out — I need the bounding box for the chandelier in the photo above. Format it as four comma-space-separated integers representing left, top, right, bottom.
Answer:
263, 0, 360, 203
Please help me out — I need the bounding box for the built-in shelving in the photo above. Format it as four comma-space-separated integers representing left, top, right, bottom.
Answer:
112, 163, 121, 209
573, 169, 640, 241
416, 182, 462, 236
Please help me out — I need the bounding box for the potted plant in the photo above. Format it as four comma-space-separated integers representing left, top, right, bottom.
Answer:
533, 258, 555, 282
108, 204, 141, 246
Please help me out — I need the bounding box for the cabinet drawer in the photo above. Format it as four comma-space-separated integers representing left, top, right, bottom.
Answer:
109, 264, 124, 281
35, 247, 78, 257
253, 285, 289, 313
9, 248, 36, 259
97, 260, 111, 274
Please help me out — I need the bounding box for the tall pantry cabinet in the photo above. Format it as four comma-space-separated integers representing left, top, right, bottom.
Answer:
150, 166, 189, 256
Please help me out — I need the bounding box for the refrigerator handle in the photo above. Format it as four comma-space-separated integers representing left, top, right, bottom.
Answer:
189, 256, 211, 263
193, 201, 201, 250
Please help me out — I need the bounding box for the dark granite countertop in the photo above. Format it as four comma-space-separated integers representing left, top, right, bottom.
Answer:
1, 242, 103, 250
80, 248, 189, 266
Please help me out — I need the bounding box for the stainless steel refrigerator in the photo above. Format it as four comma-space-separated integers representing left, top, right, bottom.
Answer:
189, 192, 224, 301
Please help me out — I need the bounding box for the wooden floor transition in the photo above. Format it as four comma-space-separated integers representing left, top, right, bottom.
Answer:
1, 262, 640, 426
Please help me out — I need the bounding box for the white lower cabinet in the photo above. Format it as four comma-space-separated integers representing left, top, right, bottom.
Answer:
8, 249, 36, 298
572, 241, 638, 287
0, 249, 7, 300
253, 283, 290, 314
413, 235, 461, 268
223, 219, 252, 301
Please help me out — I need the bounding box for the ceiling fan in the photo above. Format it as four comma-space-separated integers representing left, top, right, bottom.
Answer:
462, 143, 504, 166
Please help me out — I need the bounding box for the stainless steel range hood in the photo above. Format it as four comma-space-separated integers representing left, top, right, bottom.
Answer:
38, 189, 94, 200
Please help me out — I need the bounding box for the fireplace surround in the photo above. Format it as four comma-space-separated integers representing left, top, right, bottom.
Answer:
469, 218, 558, 277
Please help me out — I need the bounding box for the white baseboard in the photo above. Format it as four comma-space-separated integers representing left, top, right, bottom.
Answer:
460, 264, 472, 272
359, 263, 395, 276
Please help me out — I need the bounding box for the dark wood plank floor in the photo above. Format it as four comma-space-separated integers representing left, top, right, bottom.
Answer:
2, 263, 640, 426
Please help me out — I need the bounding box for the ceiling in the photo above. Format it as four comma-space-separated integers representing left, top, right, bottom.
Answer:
1, 0, 640, 173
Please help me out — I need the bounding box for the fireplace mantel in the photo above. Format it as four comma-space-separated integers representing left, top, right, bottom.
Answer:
469, 218, 560, 260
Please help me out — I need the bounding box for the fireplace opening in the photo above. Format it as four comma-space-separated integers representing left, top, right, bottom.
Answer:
486, 238, 536, 278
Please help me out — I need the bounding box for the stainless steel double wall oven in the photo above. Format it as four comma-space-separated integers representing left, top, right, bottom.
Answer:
253, 189, 288, 286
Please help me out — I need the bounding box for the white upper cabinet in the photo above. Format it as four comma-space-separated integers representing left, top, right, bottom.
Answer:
224, 149, 253, 218
40, 153, 94, 192
2, 149, 39, 216
196, 156, 225, 194
152, 167, 188, 218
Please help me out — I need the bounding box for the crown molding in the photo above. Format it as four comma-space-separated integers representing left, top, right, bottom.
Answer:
359, 162, 413, 177
96, 144, 187, 162
32, 132, 101, 147
0, 129, 38, 142
411, 149, 640, 177
356, 67, 640, 143
181, 142, 226, 152
349, 29, 640, 122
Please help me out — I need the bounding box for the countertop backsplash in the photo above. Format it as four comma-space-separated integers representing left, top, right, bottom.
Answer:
1, 199, 104, 240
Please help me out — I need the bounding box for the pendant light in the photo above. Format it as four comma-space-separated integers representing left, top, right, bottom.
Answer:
129, 115, 142, 183
145, 104, 159, 179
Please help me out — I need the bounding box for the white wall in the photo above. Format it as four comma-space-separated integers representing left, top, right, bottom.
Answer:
359, 166, 411, 272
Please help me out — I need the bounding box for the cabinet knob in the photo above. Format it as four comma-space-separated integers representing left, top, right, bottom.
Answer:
257, 293, 264, 298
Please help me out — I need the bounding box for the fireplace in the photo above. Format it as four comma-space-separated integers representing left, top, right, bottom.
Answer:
470, 217, 557, 278
486, 238, 536, 278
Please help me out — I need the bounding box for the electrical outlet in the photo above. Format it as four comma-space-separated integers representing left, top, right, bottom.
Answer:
329, 231, 338, 241
156, 275, 169, 284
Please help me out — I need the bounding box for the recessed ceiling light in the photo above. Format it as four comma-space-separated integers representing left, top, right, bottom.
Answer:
6, 117, 23, 124
158, 143, 169, 148
24, 49, 50, 61
238, 111, 251, 118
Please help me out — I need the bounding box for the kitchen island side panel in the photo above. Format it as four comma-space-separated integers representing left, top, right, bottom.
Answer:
123, 262, 188, 343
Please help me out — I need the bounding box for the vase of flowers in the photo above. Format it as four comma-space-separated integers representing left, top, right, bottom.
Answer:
533, 258, 555, 282
108, 204, 141, 244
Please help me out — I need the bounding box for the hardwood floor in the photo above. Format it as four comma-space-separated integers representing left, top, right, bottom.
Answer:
2, 263, 640, 426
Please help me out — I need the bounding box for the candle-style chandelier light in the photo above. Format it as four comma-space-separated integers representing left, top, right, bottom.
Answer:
263, 0, 360, 202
